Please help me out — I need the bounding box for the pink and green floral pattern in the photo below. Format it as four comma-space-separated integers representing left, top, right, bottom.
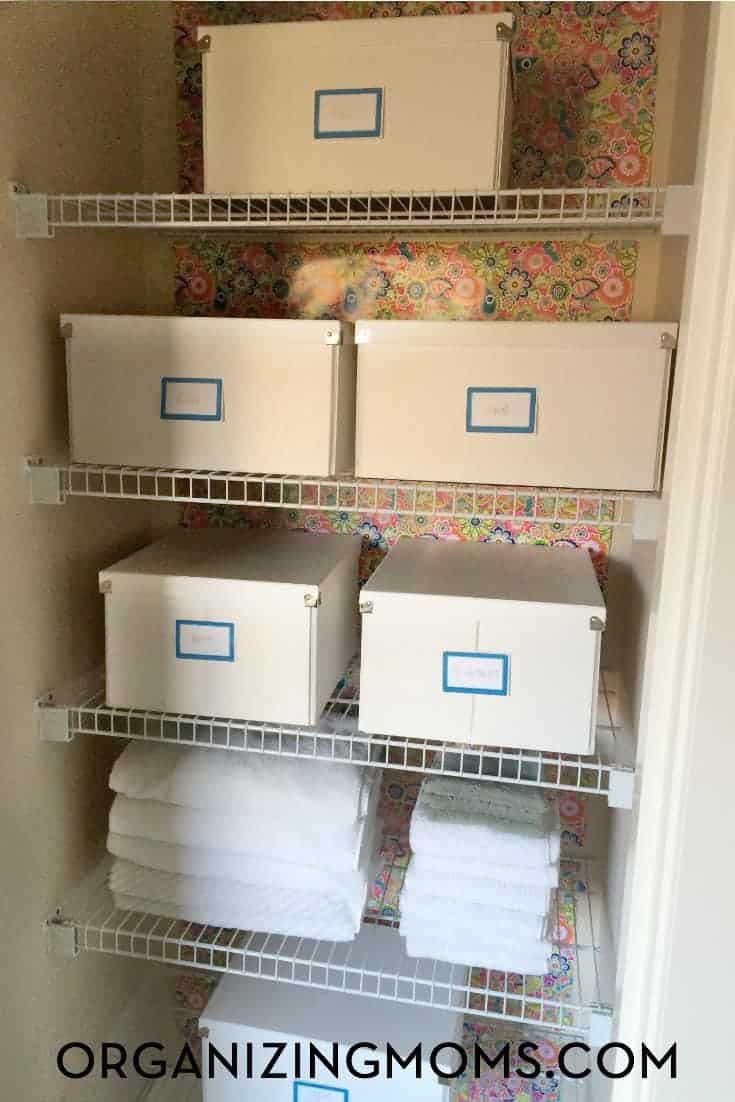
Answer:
174, 2, 659, 194
174, 237, 637, 322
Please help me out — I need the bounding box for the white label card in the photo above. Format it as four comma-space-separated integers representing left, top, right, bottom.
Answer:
161, 377, 222, 421
466, 387, 537, 434
443, 651, 509, 696
176, 620, 234, 661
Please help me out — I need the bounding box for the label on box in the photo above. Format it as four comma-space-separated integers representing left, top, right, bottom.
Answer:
175, 620, 235, 662
314, 88, 383, 139
466, 387, 537, 434
442, 651, 509, 696
160, 377, 223, 421
294, 1084, 349, 1102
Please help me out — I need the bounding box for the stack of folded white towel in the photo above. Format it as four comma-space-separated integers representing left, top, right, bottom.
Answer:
401, 777, 560, 974
106, 742, 381, 941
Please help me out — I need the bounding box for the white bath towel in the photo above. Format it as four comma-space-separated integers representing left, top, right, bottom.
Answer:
106, 815, 380, 896
109, 771, 381, 871
402, 930, 552, 976
408, 853, 560, 890
400, 902, 549, 945
401, 863, 554, 916
109, 859, 365, 940
410, 779, 560, 869
110, 741, 373, 822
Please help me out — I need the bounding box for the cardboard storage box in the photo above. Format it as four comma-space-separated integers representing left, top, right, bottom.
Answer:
201, 969, 462, 1102
63, 315, 355, 476
355, 320, 677, 491
358, 539, 605, 753
199, 13, 513, 194
100, 529, 360, 724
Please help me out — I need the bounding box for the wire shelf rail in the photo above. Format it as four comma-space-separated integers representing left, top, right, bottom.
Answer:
36, 668, 634, 808
26, 459, 632, 526
49, 858, 613, 1042
13, 186, 669, 237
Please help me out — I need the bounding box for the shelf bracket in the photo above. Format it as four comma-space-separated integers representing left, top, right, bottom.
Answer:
9, 181, 52, 239
35, 692, 74, 743
26, 457, 66, 505
661, 184, 697, 236
588, 1004, 615, 1048
46, 911, 79, 960
607, 765, 635, 810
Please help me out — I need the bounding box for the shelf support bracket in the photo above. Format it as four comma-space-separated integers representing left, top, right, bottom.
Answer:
588, 1004, 615, 1048
46, 911, 79, 960
661, 184, 697, 236
9, 181, 52, 239
607, 766, 635, 810
26, 457, 66, 505
35, 692, 74, 743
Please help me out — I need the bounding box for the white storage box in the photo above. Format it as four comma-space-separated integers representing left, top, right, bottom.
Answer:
201, 969, 462, 1102
355, 320, 677, 491
100, 529, 360, 724
358, 539, 605, 753
199, 13, 513, 194
63, 315, 355, 476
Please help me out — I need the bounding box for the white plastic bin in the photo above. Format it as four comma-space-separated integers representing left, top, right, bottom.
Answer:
358, 538, 605, 753
201, 967, 462, 1102
64, 315, 355, 475
199, 13, 512, 194
355, 320, 677, 491
100, 528, 360, 724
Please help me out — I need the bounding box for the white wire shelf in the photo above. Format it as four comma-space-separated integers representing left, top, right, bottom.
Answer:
47, 857, 613, 1043
10, 184, 678, 238
25, 458, 631, 525
36, 667, 634, 809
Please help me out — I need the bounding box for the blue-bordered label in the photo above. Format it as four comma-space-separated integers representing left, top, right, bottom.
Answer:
175, 620, 234, 662
160, 377, 223, 421
314, 88, 383, 139
466, 387, 537, 434
294, 1084, 349, 1102
442, 651, 510, 696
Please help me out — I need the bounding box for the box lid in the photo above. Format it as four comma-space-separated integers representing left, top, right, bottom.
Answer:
61, 315, 352, 346
100, 529, 360, 588
363, 538, 605, 611
355, 319, 678, 351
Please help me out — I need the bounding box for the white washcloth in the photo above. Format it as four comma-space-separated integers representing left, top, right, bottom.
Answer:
109, 859, 365, 940
409, 853, 560, 890
400, 904, 548, 945
106, 815, 379, 896
402, 864, 553, 916
109, 772, 380, 871
110, 741, 373, 823
403, 931, 552, 976
410, 779, 560, 869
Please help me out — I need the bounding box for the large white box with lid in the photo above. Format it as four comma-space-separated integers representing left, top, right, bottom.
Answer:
100, 529, 360, 724
200, 963, 462, 1102
63, 315, 355, 475
358, 539, 605, 753
355, 320, 677, 491
199, 13, 513, 194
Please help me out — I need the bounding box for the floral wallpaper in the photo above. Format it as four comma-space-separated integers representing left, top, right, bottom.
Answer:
175, 236, 637, 322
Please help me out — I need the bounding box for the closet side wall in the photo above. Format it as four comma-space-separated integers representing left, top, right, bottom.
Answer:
0, 4, 175, 1100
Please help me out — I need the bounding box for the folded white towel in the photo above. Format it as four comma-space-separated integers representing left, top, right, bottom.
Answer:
110, 742, 374, 823
410, 779, 560, 869
400, 904, 548, 945
402, 864, 553, 916
402, 930, 552, 976
109, 772, 381, 872
109, 859, 365, 940
409, 853, 560, 890
107, 815, 380, 897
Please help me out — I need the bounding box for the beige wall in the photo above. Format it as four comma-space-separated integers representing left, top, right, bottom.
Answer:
0, 4, 177, 1100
